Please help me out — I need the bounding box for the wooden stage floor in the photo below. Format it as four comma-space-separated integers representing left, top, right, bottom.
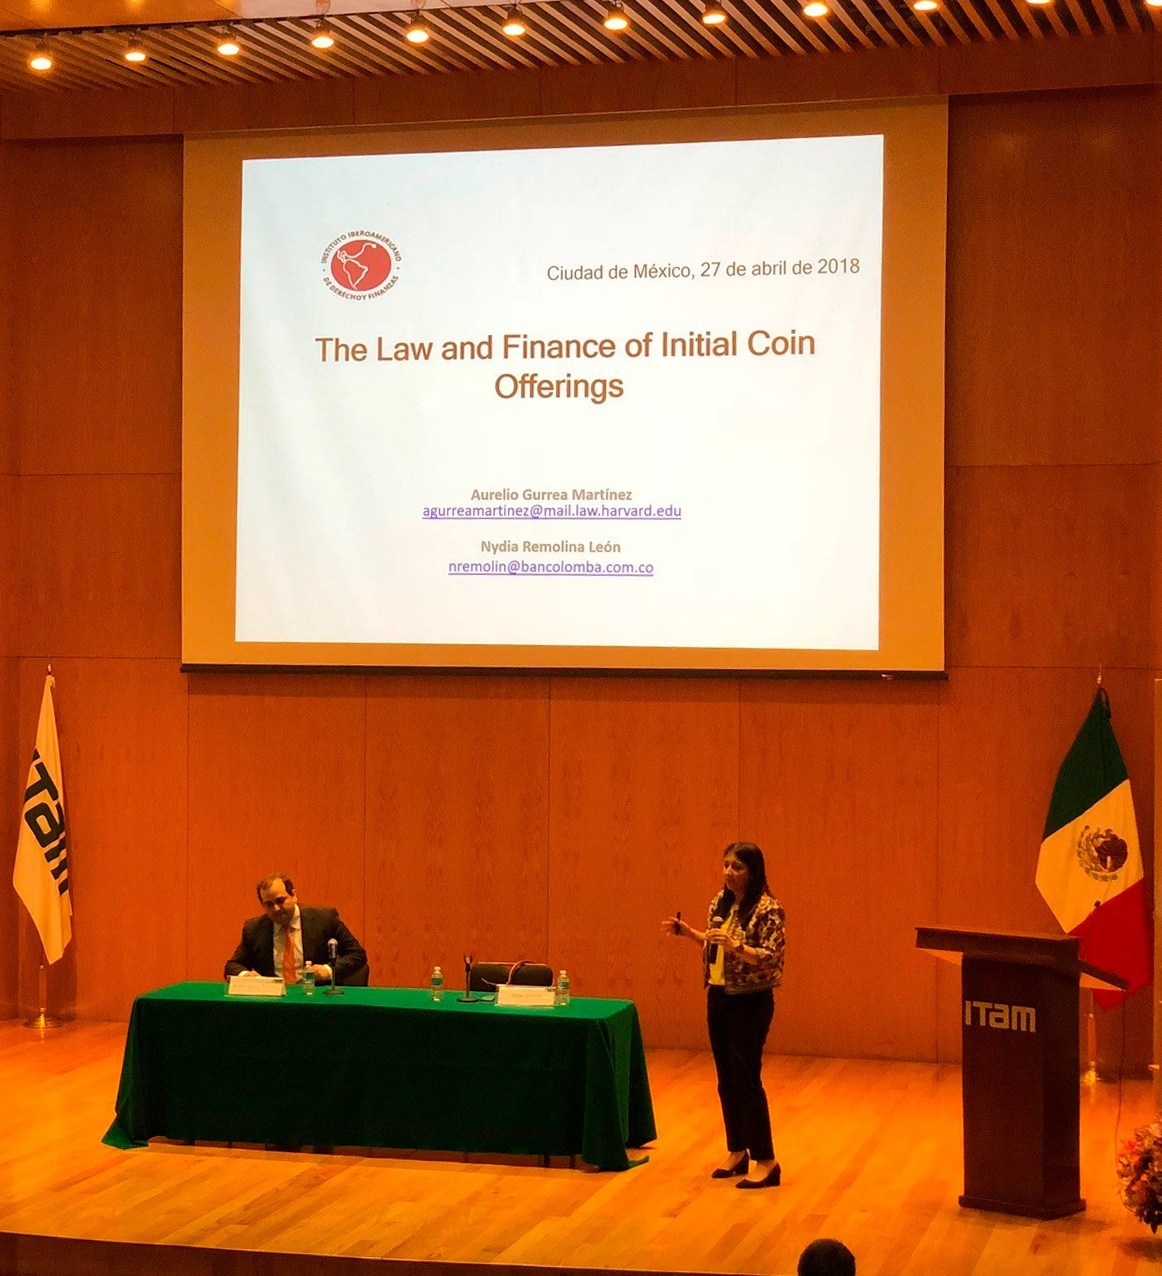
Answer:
0, 1020, 1159, 1276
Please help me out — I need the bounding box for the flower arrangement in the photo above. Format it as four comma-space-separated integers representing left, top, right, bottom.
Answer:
1118, 1120, 1162, 1232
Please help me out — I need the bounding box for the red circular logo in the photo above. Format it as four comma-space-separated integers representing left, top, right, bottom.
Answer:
328, 238, 393, 293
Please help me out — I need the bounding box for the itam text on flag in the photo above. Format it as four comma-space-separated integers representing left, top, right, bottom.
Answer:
12, 675, 71, 963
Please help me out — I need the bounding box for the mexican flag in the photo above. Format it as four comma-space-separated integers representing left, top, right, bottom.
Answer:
1036, 688, 1150, 1009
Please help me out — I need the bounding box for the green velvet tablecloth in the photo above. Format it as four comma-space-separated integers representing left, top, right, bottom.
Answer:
103, 982, 656, 1171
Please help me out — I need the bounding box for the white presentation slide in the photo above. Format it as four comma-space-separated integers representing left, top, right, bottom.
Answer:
235, 135, 884, 651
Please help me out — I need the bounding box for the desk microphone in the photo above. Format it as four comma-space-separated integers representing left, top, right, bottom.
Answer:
325, 937, 344, 996
458, 952, 480, 1003
707, 916, 724, 964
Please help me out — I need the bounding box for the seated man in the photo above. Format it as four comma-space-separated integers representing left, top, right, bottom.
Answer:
225, 873, 369, 986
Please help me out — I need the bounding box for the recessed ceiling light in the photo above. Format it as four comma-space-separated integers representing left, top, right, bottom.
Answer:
604, 3, 630, 30
29, 39, 53, 71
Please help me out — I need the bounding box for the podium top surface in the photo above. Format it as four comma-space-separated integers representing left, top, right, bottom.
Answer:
915, 926, 1128, 992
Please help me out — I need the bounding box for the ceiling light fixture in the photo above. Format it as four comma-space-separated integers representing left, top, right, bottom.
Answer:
603, 3, 630, 30
802, 1, 829, 15
310, 19, 335, 48
404, 13, 431, 42
124, 35, 148, 62
501, 6, 527, 35
912, 0, 938, 10
701, 0, 728, 23
216, 27, 241, 56
28, 38, 53, 71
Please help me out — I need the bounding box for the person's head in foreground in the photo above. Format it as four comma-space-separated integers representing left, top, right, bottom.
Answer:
798, 1238, 856, 1276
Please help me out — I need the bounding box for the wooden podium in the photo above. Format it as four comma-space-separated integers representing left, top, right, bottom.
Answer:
916, 927, 1127, 1219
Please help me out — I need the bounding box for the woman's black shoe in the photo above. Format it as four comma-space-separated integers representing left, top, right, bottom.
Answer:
736, 1162, 781, 1189
710, 1154, 749, 1179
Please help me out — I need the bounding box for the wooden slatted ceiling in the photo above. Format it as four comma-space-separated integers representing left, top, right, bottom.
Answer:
0, 0, 1159, 92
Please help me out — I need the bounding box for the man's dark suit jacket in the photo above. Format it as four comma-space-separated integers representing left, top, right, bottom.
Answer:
224, 906, 369, 986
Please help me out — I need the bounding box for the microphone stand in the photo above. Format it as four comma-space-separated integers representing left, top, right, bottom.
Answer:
324, 939, 344, 996
458, 952, 480, 1002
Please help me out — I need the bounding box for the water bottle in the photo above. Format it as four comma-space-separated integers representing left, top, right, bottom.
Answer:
555, 970, 570, 1008
430, 965, 444, 1002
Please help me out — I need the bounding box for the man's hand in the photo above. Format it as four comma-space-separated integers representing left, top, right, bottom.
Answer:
305, 962, 333, 984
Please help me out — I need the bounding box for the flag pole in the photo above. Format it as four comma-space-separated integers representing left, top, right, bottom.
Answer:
1153, 677, 1162, 1109
14, 664, 72, 1026
1081, 988, 1097, 1083
23, 950, 62, 1031
1088, 667, 1101, 1083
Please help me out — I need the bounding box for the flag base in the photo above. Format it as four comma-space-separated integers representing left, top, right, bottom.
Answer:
23, 1011, 64, 1030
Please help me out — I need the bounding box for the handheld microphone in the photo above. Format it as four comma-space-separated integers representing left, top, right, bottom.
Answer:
707, 915, 724, 963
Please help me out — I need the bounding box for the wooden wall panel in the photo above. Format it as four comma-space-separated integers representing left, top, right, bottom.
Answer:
355, 67, 542, 126
539, 59, 733, 117
176, 78, 357, 134
0, 142, 13, 478
1153, 469, 1162, 668
2, 88, 175, 140
0, 86, 1156, 1080
1, 138, 15, 1011
15, 657, 189, 1021
0, 474, 14, 660
939, 31, 1156, 96
546, 678, 739, 1048
363, 674, 551, 993
946, 464, 1152, 670
1154, 465, 1162, 668
10, 139, 182, 476
739, 681, 942, 1060
16, 475, 180, 660
737, 46, 940, 107
186, 674, 367, 984
946, 88, 1161, 469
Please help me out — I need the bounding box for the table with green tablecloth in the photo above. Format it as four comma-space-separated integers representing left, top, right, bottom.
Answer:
103, 982, 656, 1171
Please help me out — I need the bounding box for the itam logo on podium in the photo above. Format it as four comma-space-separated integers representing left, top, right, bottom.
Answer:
322, 231, 402, 299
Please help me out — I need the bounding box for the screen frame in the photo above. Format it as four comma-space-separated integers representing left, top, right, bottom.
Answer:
183, 100, 947, 673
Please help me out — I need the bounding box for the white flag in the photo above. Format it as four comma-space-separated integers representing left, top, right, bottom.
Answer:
13, 676, 71, 963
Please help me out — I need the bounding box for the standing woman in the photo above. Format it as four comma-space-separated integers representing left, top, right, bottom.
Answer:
663, 841, 785, 1189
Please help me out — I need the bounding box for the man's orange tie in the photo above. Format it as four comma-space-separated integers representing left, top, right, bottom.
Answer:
281, 924, 297, 984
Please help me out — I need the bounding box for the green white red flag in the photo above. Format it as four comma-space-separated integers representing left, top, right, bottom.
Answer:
12, 675, 72, 963
1035, 688, 1149, 1009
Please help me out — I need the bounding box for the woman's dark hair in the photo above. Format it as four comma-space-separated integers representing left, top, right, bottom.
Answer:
715, 841, 768, 926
